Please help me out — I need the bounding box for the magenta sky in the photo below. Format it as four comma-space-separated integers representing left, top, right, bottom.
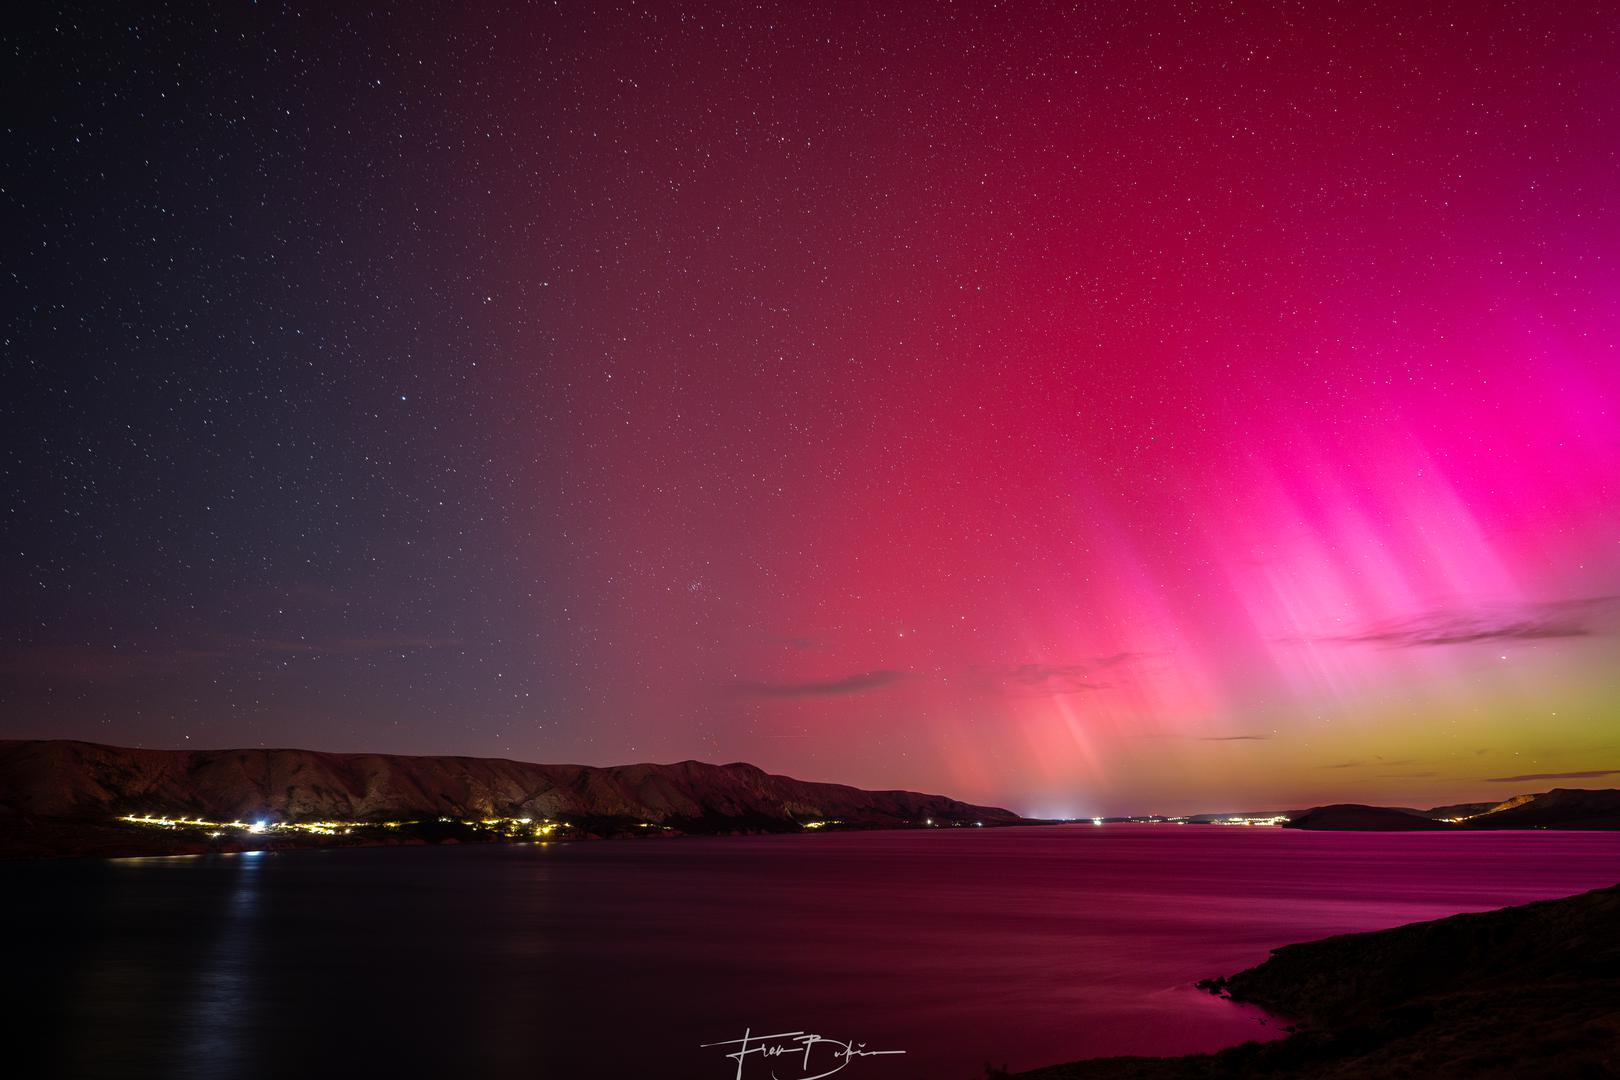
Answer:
7, 2, 1619, 813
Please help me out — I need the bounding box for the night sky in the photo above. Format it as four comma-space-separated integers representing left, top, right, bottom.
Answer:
6, 2, 1619, 815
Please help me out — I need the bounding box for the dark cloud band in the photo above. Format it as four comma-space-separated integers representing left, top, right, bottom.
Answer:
731, 670, 906, 699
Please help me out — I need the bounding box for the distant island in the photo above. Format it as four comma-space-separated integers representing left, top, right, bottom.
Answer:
1002, 882, 1620, 1078
1282, 789, 1620, 831
0, 738, 1025, 858
1097, 789, 1620, 831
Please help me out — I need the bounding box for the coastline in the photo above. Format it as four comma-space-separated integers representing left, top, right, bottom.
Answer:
0, 810, 1037, 861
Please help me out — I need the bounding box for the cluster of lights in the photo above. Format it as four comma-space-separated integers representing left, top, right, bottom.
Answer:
119, 815, 219, 829
1437, 813, 1501, 824
1083, 815, 1289, 827
118, 812, 571, 840
119, 812, 1012, 840
444, 816, 573, 838
119, 813, 409, 836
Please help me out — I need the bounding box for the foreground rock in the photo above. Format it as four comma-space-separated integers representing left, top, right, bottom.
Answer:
0, 738, 1023, 857
1005, 884, 1620, 1079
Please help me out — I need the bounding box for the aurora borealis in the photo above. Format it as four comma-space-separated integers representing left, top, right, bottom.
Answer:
6, 2, 1618, 814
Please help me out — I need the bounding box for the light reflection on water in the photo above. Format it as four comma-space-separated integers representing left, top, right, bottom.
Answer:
9, 826, 1620, 1080
177, 852, 260, 1077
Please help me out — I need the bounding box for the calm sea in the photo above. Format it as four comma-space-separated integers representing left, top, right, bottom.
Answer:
10, 824, 1620, 1079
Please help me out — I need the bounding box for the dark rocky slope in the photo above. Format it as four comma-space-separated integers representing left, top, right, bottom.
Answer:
1006, 883, 1620, 1079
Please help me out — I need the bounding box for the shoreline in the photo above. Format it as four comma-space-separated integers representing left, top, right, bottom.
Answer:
0, 811, 1040, 861
8, 814, 1617, 863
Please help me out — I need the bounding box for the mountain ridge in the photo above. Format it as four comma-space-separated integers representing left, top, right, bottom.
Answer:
0, 738, 1023, 857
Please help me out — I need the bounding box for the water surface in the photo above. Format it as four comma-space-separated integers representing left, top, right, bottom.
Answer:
12, 824, 1620, 1079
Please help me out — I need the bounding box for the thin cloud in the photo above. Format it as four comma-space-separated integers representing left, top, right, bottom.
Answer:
0, 644, 215, 681
0, 632, 459, 682
1002, 653, 1139, 695
243, 633, 460, 655
1484, 769, 1620, 783
731, 670, 906, 699
1322, 596, 1618, 649
1199, 734, 1271, 741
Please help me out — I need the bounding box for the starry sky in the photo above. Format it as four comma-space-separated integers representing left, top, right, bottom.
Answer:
5, 1, 1619, 814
